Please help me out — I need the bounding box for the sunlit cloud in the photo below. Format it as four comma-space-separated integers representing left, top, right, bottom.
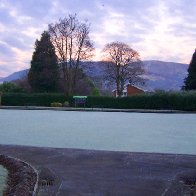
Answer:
133, 0, 195, 63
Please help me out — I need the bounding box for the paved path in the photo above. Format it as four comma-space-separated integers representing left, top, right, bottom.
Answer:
0, 145, 196, 196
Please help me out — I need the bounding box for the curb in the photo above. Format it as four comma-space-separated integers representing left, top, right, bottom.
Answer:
0, 154, 38, 196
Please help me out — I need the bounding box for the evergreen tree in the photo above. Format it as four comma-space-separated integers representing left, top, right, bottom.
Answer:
28, 31, 59, 92
184, 49, 196, 90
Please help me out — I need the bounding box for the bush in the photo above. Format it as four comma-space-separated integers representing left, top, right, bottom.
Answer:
63, 101, 69, 107
2, 93, 68, 106
0, 82, 25, 93
2, 91, 196, 111
85, 91, 196, 111
51, 102, 62, 107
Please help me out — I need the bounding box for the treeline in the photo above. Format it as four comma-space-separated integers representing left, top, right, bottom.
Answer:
1, 14, 196, 104
2, 91, 196, 111
27, 15, 99, 96
0, 14, 145, 97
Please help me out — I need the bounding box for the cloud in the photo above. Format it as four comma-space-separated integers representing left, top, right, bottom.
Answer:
0, 41, 15, 57
0, 0, 195, 77
131, 0, 196, 63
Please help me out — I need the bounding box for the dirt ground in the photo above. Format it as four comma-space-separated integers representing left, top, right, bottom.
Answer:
0, 144, 196, 196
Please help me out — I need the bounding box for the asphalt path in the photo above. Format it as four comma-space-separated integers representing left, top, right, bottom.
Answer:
0, 145, 196, 196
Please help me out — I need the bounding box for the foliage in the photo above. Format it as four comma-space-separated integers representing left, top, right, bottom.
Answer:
0, 82, 25, 93
85, 77, 100, 96
63, 101, 69, 107
92, 87, 100, 96
71, 69, 97, 96
184, 50, 196, 90
15, 76, 32, 93
28, 31, 59, 92
102, 41, 145, 97
51, 102, 62, 107
2, 93, 67, 106
48, 14, 94, 95
2, 91, 196, 111
85, 91, 196, 111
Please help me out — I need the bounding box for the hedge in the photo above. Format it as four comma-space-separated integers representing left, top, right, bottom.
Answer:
1, 93, 68, 106
85, 91, 196, 111
1, 91, 196, 111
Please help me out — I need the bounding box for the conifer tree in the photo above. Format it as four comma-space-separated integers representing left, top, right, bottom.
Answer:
184, 49, 196, 90
28, 31, 59, 92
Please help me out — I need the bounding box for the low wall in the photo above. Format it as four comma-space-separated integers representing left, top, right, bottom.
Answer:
0, 155, 38, 196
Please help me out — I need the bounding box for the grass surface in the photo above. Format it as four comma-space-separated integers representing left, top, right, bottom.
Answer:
0, 165, 7, 195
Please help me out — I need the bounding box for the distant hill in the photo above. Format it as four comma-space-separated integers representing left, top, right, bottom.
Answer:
143, 60, 188, 90
0, 61, 188, 91
82, 60, 188, 91
0, 69, 29, 83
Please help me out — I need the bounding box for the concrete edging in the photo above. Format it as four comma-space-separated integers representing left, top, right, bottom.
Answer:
0, 106, 194, 113
0, 154, 38, 196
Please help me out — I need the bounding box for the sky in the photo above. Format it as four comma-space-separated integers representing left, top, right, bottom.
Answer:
0, 0, 196, 77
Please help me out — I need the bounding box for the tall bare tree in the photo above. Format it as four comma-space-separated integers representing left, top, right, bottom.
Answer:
48, 14, 94, 95
102, 42, 145, 97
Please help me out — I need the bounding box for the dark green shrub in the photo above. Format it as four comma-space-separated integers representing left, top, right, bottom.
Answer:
63, 101, 69, 107
0, 82, 25, 93
51, 102, 62, 107
2, 93, 68, 106
86, 96, 117, 108
1, 91, 196, 111
85, 91, 196, 111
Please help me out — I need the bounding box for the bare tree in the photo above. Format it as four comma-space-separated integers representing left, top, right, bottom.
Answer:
48, 14, 94, 95
102, 41, 145, 97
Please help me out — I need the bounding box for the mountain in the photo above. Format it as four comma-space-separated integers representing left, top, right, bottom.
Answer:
143, 60, 188, 90
82, 60, 188, 91
0, 61, 188, 91
0, 69, 29, 83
